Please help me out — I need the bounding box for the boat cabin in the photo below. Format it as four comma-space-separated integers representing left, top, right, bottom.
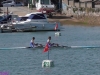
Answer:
16, 16, 28, 21
26, 12, 47, 22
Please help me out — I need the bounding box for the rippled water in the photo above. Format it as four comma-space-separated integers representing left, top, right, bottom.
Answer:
0, 25, 100, 75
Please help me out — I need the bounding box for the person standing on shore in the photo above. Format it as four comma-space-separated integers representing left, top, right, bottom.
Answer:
30, 37, 35, 47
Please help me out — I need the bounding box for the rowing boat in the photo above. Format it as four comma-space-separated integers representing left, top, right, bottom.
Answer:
0, 45, 100, 50
0, 46, 69, 50
26, 45, 100, 49
26, 45, 70, 49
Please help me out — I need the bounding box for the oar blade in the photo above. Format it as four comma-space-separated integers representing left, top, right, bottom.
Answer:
70, 46, 100, 48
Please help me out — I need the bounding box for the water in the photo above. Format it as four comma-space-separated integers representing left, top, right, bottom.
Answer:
0, 25, 100, 75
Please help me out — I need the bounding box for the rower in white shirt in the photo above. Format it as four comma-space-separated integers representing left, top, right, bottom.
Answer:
30, 37, 35, 47
47, 36, 52, 47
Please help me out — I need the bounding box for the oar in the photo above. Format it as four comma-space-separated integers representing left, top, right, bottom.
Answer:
0, 47, 27, 50
0, 45, 45, 50
70, 46, 100, 48
0, 48, 14, 50
0, 45, 100, 50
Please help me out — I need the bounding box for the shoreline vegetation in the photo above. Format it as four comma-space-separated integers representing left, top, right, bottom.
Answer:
49, 7, 100, 26
49, 15, 100, 26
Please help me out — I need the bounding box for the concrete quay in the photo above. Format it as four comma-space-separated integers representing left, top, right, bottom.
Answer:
0, 7, 72, 24
1, 6, 100, 26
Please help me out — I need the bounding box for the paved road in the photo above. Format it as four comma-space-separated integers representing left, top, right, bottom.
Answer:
0, 6, 37, 16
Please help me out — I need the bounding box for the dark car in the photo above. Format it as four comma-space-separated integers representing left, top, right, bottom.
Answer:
95, 0, 100, 5
15, 2, 24, 6
0, 2, 3, 7
0, 15, 12, 24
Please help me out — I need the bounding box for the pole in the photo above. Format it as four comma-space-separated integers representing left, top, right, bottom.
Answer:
68, 0, 69, 5
79, 1, 81, 8
85, 2, 87, 8
59, 0, 60, 12
73, 0, 75, 7
7, 7, 8, 16
48, 50, 49, 60
7, 7, 8, 23
92, 0, 95, 8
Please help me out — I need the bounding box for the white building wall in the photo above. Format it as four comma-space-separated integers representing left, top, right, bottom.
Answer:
63, 0, 92, 8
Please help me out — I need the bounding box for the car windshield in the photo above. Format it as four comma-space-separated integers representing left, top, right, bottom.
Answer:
2, 1, 13, 4
16, 2, 21, 4
2, 1, 7, 4
41, 0, 49, 4
0, 16, 3, 20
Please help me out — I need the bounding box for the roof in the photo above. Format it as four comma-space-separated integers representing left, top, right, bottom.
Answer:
25, 12, 44, 16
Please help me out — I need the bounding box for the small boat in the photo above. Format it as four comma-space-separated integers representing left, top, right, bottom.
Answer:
0, 45, 100, 50
10, 12, 61, 31
0, 45, 70, 50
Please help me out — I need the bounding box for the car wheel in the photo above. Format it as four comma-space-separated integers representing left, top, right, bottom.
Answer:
11, 5, 14, 7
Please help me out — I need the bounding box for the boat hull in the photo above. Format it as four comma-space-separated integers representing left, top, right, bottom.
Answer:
12, 22, 61, 31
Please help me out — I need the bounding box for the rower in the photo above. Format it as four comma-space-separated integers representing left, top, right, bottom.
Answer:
47, 36, 52, 47
47, 36, 59, 47
30, 37, 35, 47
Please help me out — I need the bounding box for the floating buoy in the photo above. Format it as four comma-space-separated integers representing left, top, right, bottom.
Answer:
42, 60, 54, 67
55, 32, 61, 36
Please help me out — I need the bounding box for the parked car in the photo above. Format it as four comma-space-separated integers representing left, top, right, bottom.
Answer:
95, 0, 100, 5
0, 2, 3, 7
2, 1, 24, 7
2, 1, 15, 7
0, 14, 12, 24
15, 2, 24, 6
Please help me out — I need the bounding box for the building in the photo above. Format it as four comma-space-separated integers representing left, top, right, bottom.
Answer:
63, 0, 100, 8
27, 0, 100, 8
0, 0, 99, 8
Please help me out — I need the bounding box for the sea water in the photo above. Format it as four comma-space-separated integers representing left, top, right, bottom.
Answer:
0, 25, 100, 75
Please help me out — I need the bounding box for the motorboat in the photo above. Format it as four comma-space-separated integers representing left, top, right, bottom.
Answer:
6, 12, 61, 31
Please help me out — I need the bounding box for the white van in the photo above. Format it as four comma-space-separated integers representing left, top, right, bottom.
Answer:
35, 0, 55, 17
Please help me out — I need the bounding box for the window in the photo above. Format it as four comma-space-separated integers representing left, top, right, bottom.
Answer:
2, 1, 14, 4
36, 0, 39, 3
28, 14, 46, 19
0, 16, 3, 20
17, 17, 28, 21
2, 1, 8, 4
7, 1, 12, 3
41, 0, 49, 4
16, 2, 20, 4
